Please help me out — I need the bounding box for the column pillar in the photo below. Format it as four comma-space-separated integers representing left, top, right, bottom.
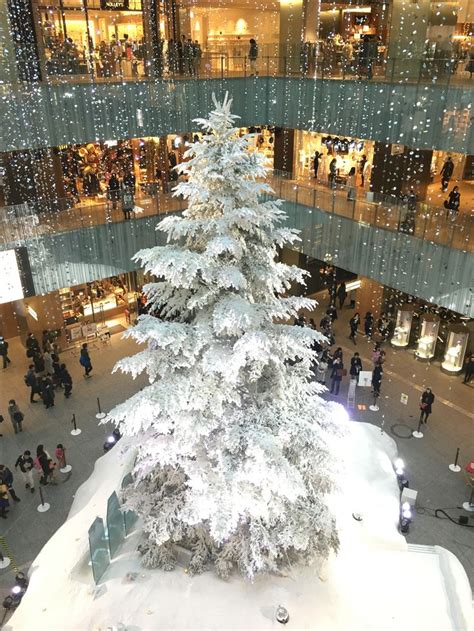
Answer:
274, 128, 295, 176
0, 0, 18, 83
142, 0, 164, 78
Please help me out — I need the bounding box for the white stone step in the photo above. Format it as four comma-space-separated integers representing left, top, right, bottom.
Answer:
407, 543, 438, 555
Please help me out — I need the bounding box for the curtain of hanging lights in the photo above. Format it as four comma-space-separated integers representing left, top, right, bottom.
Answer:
0, 0, 472, 317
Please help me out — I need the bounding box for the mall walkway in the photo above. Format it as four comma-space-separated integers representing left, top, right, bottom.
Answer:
0, 306, 472, 599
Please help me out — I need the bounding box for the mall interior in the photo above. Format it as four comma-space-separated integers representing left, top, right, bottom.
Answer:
0, 0, 473, 625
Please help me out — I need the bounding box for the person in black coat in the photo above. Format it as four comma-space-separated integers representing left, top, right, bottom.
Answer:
349, 313, 360, 344
41, 376, 55, 409
26, 333, 40, 358
59, 363, 73, 398
25, 364, 40, 403
350, 352, 363, 382
440, 157, 454, 192
337, 282, 347, 309
364, 311, 374, 338
330, 357, 344, 395
0, 465, 20, 501
313, 151, 321, 179
372, 364, 383, 395
36, 445, 50, 485
419, 387, 435, 424
0, 337, 11, 369
445, 186, 460, 219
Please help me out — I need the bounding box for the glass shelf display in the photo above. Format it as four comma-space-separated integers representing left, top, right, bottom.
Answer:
441, 325, 469, 375
391, 306, 414, 348
415, 315, 439, 361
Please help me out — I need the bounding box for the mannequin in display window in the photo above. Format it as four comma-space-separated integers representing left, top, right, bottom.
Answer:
446, 341, 463, 367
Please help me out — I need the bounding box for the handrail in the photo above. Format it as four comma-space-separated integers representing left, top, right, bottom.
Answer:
0, 173, 471, 253
3, 53, 473, 89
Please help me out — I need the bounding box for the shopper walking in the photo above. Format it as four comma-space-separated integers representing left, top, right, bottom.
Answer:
349, 312, 360, 344
8, 400, 24, 434
15, 451, 35, 493
248, 38, 258, 76
33, 351, 45, 376
346, 166, 356, 201
463, 353, 474, 384
329, 357, 344, 395
24, 364, 41, 403
26, 333, 40, 358
419, 387, 435, 424
440, 156, 454, 192
0, 465, 21, 502
60, 363, 73, 397
0, 336, 11, 369
350, 352, 363, 382
359, 154, 368, 187
80, 343, 93, 377
337, 282, 347, 309
108, 172, 121, 210
328, 157, 337, 189
35, 445, 50, 486
364, 311, 374, 338
371, 364, 383, 396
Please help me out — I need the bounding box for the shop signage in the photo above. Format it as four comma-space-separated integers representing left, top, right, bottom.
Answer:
100, 0, 129, 9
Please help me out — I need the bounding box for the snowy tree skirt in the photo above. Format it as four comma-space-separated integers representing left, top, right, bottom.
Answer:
8, 423, 473, 631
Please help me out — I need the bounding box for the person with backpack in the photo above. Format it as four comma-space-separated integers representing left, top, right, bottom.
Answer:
0, 336, 11, 369
8, 400, 24, 434
80, 343, 93, 377
59, 363, 73, 398
15, 450, 35, 493
0, 465, 21, 502
24, 364, 41, 403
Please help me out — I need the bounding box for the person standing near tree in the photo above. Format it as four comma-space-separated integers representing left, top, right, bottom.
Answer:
419, 387, 435, 424
8, 400, 24, 434
329, 357, 344, 395
0, 465, 21, 502
0, 336, 11, 369
349, 312, 360, 344
80, 343, 93, 377
15, 450, 35, 493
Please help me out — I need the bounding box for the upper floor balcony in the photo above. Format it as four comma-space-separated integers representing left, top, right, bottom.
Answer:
1, 52, 473, 154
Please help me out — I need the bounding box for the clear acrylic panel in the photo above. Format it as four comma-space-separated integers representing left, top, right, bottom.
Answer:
88, 517, 110, 584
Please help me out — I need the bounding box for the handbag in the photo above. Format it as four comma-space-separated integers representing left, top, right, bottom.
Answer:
13, 411, 24, 422
420, 402, 428, 410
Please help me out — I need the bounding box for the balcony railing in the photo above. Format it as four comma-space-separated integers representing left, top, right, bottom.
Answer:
0, 172, 471, 254
6, 49, 474, 89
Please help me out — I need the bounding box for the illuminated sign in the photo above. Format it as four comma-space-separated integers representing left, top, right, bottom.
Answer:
100, 0, 129, 9
0, 249, 24, 304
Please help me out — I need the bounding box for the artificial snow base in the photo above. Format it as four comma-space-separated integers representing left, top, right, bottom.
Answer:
7, 423, 473, 631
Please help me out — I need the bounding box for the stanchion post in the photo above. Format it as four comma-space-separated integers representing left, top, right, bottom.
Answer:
96, 397, 106, 420
71, 413, 82, 436
0, 548, 11, 570
449, 447, 461, 472
37, 486, 50, 513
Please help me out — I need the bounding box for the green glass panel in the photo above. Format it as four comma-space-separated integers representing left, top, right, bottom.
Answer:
106, 492, 125, 559
88, 517, 110, 584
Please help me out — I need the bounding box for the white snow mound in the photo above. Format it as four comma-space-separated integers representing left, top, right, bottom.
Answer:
7, 422, 473, 631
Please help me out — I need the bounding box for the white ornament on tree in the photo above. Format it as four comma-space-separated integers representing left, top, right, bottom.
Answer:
107, 93, 345, 579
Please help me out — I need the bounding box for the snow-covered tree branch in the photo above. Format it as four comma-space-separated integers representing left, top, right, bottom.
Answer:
107, 93, 345, 579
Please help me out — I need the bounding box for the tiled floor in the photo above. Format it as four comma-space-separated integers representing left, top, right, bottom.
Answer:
0, 300, 472, 600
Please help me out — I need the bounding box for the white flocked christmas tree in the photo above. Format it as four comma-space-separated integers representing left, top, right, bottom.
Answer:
107, 94, 344, 579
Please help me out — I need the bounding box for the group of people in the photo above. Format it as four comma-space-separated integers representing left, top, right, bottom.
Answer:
167, 36, 203, 76
0, 445, 67, 519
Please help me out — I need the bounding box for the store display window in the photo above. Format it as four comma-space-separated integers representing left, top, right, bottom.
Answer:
294, 130, 373, 185
441, 326, 469, 375
34, 0, 145, 78
390, 306, 414, 348
415, 315, 440, 361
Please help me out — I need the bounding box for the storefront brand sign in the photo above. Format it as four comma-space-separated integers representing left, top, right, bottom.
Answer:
100, 0, 129, 9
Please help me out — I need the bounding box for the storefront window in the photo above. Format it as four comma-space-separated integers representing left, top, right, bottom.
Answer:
34, 0, 145, 77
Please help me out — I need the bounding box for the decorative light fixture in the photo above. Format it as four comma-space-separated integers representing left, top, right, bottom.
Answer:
276, 605, 290, 624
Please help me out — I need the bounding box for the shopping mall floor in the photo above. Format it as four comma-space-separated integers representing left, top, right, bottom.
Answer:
0, 303, 472, 602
